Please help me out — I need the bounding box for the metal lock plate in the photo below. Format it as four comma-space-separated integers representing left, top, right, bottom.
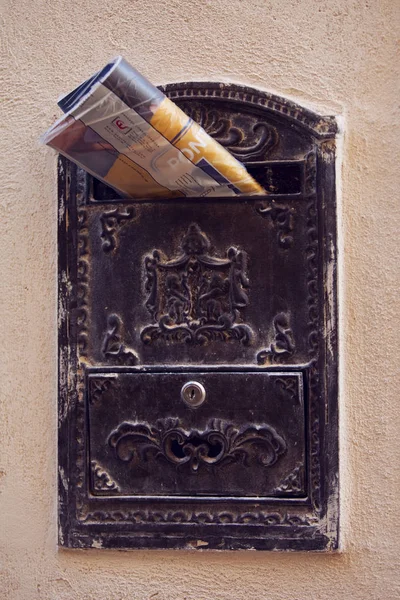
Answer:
58, 82, 339, 551
181, 381, 206, 407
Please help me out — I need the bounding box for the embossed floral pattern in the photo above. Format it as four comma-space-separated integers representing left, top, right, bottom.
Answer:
108, 418, 286, 473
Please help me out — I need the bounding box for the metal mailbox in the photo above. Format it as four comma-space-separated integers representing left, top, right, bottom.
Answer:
58, 82, 339, 550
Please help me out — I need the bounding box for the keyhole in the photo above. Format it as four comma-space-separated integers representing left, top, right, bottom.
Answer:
181, 381, 206, 408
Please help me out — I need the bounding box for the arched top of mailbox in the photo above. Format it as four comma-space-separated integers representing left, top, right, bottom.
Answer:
160, 81, 337, 141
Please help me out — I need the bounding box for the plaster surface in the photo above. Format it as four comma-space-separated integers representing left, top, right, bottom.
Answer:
0, 0, 399, 598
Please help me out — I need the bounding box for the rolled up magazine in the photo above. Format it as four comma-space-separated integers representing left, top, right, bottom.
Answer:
42, 57, 265, 199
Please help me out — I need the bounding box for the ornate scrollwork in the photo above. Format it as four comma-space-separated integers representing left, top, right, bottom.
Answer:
141, 224, 253, 345
108, 418, 286, 474
257, 312, 295, 364
275, 465, 304, 494
100, 207, 134, 253
101, 314, 138, 365
91, 461, 120, 492
89, 377, 115, 405
273, 376, 299, 403
177, 102, 279, 161
256, 201, 294, 248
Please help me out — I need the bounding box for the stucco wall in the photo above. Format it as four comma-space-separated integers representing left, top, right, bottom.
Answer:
1, 0, 399, 598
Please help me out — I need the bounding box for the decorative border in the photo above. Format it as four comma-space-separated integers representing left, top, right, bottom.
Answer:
305, 183, 321, 512
160, 82, 337, 139
76, 209, 89, 357
81, 509, 314, 526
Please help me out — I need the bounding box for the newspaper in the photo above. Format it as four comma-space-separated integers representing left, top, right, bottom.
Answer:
42, 57, 265, 198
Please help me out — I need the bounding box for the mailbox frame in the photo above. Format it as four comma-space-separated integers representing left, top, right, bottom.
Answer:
58, 82, 339, 551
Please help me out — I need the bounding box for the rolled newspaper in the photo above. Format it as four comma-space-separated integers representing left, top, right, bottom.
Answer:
42, 57, 265, 198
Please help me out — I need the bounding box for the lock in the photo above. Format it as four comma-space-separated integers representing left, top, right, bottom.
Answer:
181, 381, 206, 407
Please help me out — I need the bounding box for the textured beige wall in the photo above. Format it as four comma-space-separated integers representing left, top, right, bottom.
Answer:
1, 0, 399, 598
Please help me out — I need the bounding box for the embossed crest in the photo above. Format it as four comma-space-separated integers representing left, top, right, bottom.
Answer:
141, 224, 253, 345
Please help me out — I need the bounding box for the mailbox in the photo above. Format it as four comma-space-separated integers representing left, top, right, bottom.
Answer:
58, 82, 339, 550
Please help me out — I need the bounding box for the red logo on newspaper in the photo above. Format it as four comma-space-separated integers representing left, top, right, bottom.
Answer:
112, 118, 131, 134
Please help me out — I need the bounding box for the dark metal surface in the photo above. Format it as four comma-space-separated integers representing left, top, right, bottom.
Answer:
58, 82, 339, 551
88, 371, 304, 497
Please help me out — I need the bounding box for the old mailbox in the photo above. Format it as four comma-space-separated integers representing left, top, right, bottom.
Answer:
58, 82, 339, 551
